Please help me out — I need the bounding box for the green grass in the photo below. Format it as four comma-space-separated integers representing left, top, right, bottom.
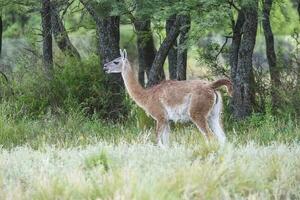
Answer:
0, 103, 300, 199
1, 107, 299, 148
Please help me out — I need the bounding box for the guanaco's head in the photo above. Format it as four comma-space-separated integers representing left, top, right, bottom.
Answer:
103, 49, 127, 73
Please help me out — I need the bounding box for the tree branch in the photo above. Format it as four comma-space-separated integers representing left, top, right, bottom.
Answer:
215, 37, 229, 59
147, 15, 183, 86
227, 0, 241, 12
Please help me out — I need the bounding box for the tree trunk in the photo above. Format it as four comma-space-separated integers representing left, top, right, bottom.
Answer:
80, 0, 125, 120
166, 14, 178, 80
0, 16, 2, 57
230, 10, 244, 118
230, 11, 244, 84
231, 2, 258, 119
177, 15, 191, 81
134, 19, 156, 86
262, 0, 281, 113
51, 2, 80, 59
147, 15, 183, 87
79, 1, 121, 67
96, 17, 120, 66
97, 17, 125, 119
41, 0, 53, 78
298, 0, 300, 20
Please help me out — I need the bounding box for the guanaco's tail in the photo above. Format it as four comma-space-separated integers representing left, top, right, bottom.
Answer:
209, 78, 233, 96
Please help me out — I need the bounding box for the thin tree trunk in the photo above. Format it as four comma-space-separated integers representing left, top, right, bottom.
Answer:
230, 10, 244, 116
166, 14, 178, 80
177, 15, 191, 81
134, 19, 156, 86
0, 16, 2, 57
148, 15, 183, 87
232, 2, 258, 119
230, 10, 244, 83
298, 0, 300, 20
51, 2, 80, 59
20, 15, 29, 34
262, 0, 281, 113
41, 0, 53, 78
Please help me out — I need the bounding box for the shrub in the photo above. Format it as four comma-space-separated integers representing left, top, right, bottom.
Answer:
5, 55, 128, 120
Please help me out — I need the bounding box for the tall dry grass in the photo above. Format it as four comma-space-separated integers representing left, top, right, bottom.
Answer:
0, 139, 299, 199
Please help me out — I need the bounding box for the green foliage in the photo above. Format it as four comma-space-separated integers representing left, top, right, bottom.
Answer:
267, 31, 300, 116
271, 0, 300, 35
54, 55, 116, 118
2, 23, 20, 38
127, 102, 154, 129
120, 24, 137, 57
85, 150, 110, 171
7, 55, 128, 120
0, 103, 139, 148
225, 113, 300, 144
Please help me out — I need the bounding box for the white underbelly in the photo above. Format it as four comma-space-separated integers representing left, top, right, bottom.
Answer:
165, 105, 190, 122
163, 95, 192, 122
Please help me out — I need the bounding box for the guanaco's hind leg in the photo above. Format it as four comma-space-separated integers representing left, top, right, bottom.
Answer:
188, 93, 215, 142
208, 92, 226, 144
191, 117, 214, 141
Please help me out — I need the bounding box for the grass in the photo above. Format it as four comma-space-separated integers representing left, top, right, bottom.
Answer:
0, 140, 300, 199
0, 104, 300, 199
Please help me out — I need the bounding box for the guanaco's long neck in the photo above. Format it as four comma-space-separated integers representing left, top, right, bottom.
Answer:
121, 61, 147, 106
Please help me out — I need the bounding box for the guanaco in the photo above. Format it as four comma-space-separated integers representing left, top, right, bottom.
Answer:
104, 49, 233, 146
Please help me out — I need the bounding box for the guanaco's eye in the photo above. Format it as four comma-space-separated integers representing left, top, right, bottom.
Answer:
113, 61, 119, 64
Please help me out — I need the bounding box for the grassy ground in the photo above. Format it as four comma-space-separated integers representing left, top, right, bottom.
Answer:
0, 107, 300, 199
0, 139, 300, 199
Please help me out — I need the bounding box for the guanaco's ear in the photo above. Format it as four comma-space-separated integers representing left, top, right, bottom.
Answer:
123, 49, 127, 59
119, 49, 124, 59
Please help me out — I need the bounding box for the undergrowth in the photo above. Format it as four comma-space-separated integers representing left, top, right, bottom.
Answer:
0, 99, 299, 149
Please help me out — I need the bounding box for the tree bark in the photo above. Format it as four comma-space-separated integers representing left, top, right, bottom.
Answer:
262, 0, 281, 113
0, 16, 2, 57
80, 0, 125, 119
51, 2, 80, 59
41, 0, 53, 78
96, 17, 121, 67
166, 14, 178, 80
177, 15, 191, 81
231, 2, 258, 119
298, 0, 300, 20
79, 1, 121, 66
96, 17, 124, 119
134, 19, 156, 86
230, 11, 244, 83
147, 15, 183, 87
